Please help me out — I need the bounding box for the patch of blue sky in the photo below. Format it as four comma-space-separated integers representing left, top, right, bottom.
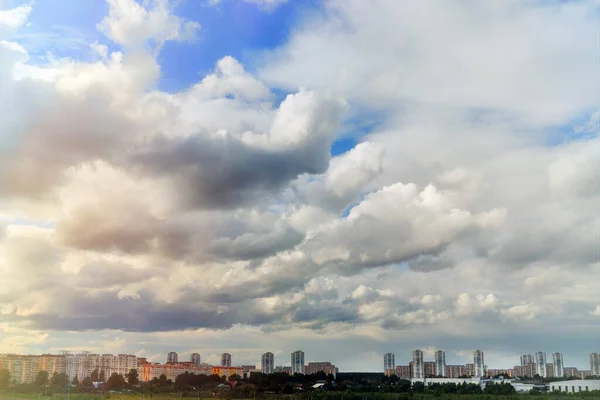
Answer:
330, 104, 388, 156
11, 0, 109, 61
339, 190, 375, 218
157, 0, 321, 93
545, 109, 599, 147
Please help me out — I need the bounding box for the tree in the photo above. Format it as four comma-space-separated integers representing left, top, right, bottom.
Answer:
106, 373, 126, 390
80, 377, 92, 390
72, 375, 79, 386
127, 368, 139, 385
51, 372, 68, 387
0, 369, 11, 390
412, 382, 425, 393
35, 370, 49, 387
90, 368, 99, 382
99, 370, 106, 382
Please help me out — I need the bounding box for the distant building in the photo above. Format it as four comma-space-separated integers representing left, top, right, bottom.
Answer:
190, 353, 201, 367
546, 363, 555, 378
579, 370, 592, 379
473, 350, 485, 378
261, 352, 274, 374
412, 350, 424, 379
212, 366, 244, 378
564, 367, 579, 378
520, 354, 534, 366
240, 365, 256, 375
535, 352, 547, 378
291, 350, 305, 375
553, 353, 564, 378
140, 362, 211, 381
435, 350, 446, 377
591, 353, 600, 376
384, 353, 395, 376
306, 362, 337, 377
424, 361, 436, 377
513, 364, 535, 378
549, 379, 600, 393
445, 365, 467, 378
221, 353, 232, 367
167, 352, 178, 363
466, 363, 475, 377
274, 366, 292, 375
487, 369, 512, 378
395, 365, 411, 379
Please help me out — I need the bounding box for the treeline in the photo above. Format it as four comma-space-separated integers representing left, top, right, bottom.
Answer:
0, 368, 140, 395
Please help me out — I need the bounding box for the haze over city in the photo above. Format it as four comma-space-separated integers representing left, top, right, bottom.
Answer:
0, 0, 598, 374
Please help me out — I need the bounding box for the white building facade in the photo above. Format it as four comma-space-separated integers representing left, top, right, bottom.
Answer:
535, 352, 547, 378
261, 352, 274, 374
552, 353, 564, 378
412, 350, 424, 379
384, 353, 395, 374
591, 353, 600, 376
473, 350, 485, 378
435, 350, 446, 377
291, 350, 305, 375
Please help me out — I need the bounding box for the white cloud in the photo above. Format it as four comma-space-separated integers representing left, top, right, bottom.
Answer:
0, 4, 31, 30
98, 0, 200, 50
0, 0, 598, 371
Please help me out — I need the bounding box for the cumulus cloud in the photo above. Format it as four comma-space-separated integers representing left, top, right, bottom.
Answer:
0, 4, 31, 30
0, 0, 598, 368
98, 0, 200, 50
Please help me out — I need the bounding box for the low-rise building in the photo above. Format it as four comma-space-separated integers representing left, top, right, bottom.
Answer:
549, 380, 600, 393
211, 366, 244, 378
306, 362, 337, 377
139, 362, 212, 382
563, 367, 579, 377
395, 365, 412, 379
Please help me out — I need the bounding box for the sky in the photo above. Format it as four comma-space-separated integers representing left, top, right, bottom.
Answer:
0, 0, 599, 372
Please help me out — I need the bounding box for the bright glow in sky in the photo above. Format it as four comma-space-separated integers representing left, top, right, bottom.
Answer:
0, 0, 598, 371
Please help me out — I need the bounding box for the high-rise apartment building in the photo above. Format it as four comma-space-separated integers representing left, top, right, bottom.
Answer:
473, 350, 485, 378
520, 354, 534, 366
412, 350, 424, 379
435, 350, 446, 377
190, 353, 201, 367
383, 353, 395, 375
552, 353, 564, 378
221, 353, 231, 367
167, 352, 178, 363
291, 350, 305, 375
535, 352, 547, 378
591, 353, 600, 376
261, 352, 274, 374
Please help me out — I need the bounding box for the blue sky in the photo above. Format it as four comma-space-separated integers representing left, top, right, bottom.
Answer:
14, 0, 364, 156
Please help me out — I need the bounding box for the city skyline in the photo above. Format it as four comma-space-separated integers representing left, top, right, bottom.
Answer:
2, 349, 598, 384
1, 348, 596, 372
0, 0, 598, 371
